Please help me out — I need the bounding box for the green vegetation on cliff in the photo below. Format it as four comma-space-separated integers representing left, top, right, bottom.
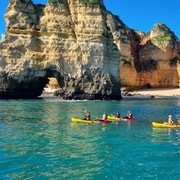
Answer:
153, 25, 171, 42
48, 0, 64, 3
79, 0, 99, 6
154, 35, 171, 42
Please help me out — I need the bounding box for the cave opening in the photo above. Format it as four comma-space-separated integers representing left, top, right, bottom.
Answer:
40, 69, 64, 97
43, 77, 60, 93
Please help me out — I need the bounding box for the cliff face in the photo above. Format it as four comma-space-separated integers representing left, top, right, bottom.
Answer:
120, 24, 180, 88
0, 0, 180, 99
0, 0, 121, 99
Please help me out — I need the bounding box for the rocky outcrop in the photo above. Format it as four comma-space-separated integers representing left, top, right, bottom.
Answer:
0, 0, 121, 99
0, 0, 180, 99
120, 24, 180, 88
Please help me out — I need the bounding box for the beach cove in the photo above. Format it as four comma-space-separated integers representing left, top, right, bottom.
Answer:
130, 88, 180, 97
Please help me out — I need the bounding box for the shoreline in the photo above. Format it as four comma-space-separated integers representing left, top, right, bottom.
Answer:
129, 88, 180, 97
43, 87, 180, 98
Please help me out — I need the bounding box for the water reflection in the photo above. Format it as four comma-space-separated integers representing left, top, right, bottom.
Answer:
151, 127, 180, 145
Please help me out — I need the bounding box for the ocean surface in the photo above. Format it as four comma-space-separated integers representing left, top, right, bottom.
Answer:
0, 96, 180, 180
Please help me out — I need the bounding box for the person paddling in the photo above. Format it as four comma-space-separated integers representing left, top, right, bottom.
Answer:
115, 112, 121, 118
164, 114, 174, 125
83, 109, 91, 120
102, 113, 108, 120
125, 110, 133, 119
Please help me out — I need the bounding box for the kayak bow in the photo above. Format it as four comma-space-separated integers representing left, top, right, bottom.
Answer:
152, 122, 180, 128
71, 117, 95, 123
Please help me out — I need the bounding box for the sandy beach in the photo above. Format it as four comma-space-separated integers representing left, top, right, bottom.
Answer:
43, 87, 180, 98
130, 88, 180, 97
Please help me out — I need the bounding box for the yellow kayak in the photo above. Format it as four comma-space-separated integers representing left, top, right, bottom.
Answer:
152, 122, 180, 128
71, 117, 112, 124
107, 115, 121, 121
71, 117, 95, 123
107, 115, 136, 122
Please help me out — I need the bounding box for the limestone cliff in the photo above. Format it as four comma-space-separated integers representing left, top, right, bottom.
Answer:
0, 0, 180, 99
120, 24, 180, 88
0, 0, 121, 99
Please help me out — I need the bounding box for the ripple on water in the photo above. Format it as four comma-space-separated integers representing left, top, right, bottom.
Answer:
0, 99, 180, 179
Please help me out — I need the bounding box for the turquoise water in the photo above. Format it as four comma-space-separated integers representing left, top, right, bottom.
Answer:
0, 97, 180, 179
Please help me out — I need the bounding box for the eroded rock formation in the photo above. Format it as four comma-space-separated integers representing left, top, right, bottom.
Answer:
120, 24, 180, 88
0, 0, 121, 99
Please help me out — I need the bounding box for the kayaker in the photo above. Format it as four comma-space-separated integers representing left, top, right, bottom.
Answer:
164, 114, 174, 125
168, 114, 174, 124
84, 109, 91, 120
102, 113, 108, 120
115, 112, 121, 118
126, 110, 133, 119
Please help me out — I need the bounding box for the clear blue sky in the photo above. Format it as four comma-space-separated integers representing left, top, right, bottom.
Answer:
0, 0, 180, 39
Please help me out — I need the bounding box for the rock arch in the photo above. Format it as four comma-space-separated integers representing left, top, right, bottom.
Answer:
0, 66, 65, 99
0, 0, 121, 100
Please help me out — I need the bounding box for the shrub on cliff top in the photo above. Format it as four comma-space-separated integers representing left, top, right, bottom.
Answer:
79, 0, 99, 6
48, 0, 64, 3
153, 35, 171, 42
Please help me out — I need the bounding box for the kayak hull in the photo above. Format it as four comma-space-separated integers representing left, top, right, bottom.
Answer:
152, 122, 180, 128
71, 117, 94, 123
107, 115, 136, 122
95, 119, 112, 124
71, 117, 112, 124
